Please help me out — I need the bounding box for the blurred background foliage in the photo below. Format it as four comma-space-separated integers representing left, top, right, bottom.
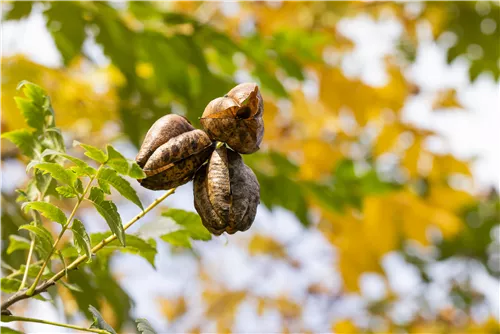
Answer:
1, 1, 499, 333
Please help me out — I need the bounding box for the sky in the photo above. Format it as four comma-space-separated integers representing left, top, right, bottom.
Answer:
1, 2, 499, 333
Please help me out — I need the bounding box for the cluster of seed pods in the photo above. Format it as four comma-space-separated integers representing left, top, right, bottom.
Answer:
136, 83, 263, 235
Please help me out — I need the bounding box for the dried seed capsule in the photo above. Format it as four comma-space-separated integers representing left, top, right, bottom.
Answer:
194, 146, 260, 235
136, 114, 195, 168
136, 115, 214, 190
200, 83, 264, 154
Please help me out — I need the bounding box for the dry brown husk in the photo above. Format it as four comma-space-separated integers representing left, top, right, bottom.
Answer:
200, 83, 264, 154
136, 115, 214, 190
193, 146, 260, 235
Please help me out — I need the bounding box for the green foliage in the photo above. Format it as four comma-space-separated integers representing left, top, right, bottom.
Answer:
162, 209, 212, 241
438, 194, 500, 277
3, 1, 33, 21
32, 162, 77, 189
55, 185, 78, 198
89, 305, 117, 334
106, 144, 146, 179
443, 2, 500, 81
87, 187, 125, 246
245, 152, 310, 226
1, 278, 22, 293
44, 2, 86, 66
1, 129, 37, 158
23, 202, 67, 226
6, 235, 31, 255
90, 233, 157, 268
0, 326, 24, 334
18, 224, 54, 259
76, 142, 108, 164
72, 219, 92, 262
40, 149, 96, 177
97, 168, 143, 210
136, 318, 157, 334
305, 159, 400, 213
161, 231, 192, 248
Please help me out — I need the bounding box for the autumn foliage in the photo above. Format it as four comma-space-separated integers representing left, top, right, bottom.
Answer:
1, 1, 499, 333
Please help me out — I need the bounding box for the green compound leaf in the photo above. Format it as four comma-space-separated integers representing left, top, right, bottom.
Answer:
89, 305, 117, 334
6, 235, 31, 254
74, 141, 108, 163
90, 233, 157, 268
23, 201, 67, 226
1, 129, 38, 158
72, 218, 92, 262
87, 187, 125, 246
136, 318, 157, 334
19, 224, 54, 259
1, 278, 22, 293
97, 168, 143, 210
33, 162, 77, 188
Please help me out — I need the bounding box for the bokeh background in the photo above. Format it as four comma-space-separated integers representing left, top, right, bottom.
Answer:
1, 1, 500, 333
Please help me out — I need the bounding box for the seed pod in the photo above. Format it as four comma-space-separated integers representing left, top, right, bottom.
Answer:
136, 114, 195, 168
200, 83, 264, 154
136, 115, 215, 190
194, 146, 260, 235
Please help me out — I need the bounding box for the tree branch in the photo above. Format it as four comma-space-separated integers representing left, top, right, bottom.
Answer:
1, 188, 176, 312
1, 315, 110, 334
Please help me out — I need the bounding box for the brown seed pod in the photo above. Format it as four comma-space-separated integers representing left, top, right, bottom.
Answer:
136, 114, 195, 168
200, 83, 264, 154
136, 115, 215, 190
193, 146, 260, 235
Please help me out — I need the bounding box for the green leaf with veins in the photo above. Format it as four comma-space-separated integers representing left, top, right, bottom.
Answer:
6, 235, 31, 254
74, 141, 108, 163
97, 168, 143, 210
136, 318, 157, 334
161, 208, 211, 241
89, 305, 117, 334
56, 185, 78, 198
23, 202, 67, 226
90, 233, 157, 268
41, 149, 96, 177
87, 187, 125, 246
1, 278, 22, 293
33, 162, 77, 188
72, 219, 92, 262
1, 129, 38, 158
19, 224, 54, 259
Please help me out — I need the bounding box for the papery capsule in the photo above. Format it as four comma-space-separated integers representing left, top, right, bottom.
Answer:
200, 83, 264, 154
136, 115, 214, 190
193, 146, 260, 235
136, 114, 195, 168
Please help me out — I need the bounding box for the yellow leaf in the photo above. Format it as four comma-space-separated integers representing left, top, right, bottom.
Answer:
203, 290, 246, 321
428, 185, 475, 213
433, 89, 462, 109
2, 56, 118, 132
402, 136, 424, 178
374, 123, 402, 156
248, 235, 286, 258
256, 297, 267, 316
216, 320, 232, 334
332, 319, 357, 333
429, 154, 472, 180
299, 139, 343, 180
274, 297, 301, 319
158, 296, 187, 322
319, 65, 409, 127
363, 195, 401, 255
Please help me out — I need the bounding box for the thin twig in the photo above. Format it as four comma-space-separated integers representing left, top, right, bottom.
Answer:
1, 315, 110, 334
1, 188, 176, 312
26, 167, 101, 296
